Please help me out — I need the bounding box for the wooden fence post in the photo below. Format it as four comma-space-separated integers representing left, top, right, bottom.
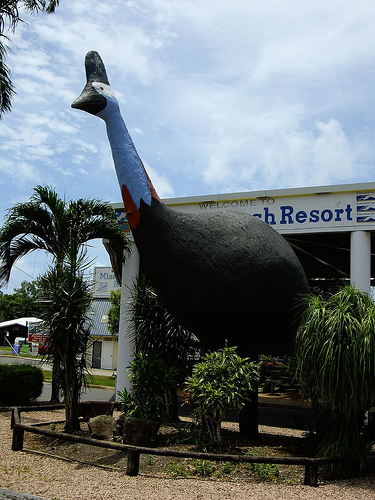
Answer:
126, 450, 140, 476
12, 426, 24, 451
11, 408, 24, 452
304, 462, 318, 487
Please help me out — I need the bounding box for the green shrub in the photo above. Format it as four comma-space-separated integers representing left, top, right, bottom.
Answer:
118, 352, 178, 423
0, 364, 43, 405
185, 344, 259, 446
221, 461, 233, 475
162, 460, 187, 476
191, 459, 214, 477
245, 462, 280, 481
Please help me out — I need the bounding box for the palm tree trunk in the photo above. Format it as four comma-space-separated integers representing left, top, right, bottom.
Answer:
63, 336, 81, 434
50, 357, 61, 403
64, 369, 81, 434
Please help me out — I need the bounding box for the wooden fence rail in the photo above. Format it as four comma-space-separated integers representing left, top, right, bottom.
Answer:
10, 405, 362, 487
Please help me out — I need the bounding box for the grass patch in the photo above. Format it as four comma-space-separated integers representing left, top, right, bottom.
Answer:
89, 374, 116, 387
42, 371, 115, 388
42, 370, 52, 381
162, 459, 237, 478
0, 347, 43, 359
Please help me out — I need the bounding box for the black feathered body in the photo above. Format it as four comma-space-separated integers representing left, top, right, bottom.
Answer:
133, 198, 309, 357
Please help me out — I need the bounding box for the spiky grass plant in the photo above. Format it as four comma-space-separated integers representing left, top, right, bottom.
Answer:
295, 286, 375, 472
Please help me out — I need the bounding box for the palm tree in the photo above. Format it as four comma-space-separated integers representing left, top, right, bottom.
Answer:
0, 185, 128, 284
295, 285, 375, 472
38, 253, 92, 433
0, 185, 129, 430
0, 1, 60, 117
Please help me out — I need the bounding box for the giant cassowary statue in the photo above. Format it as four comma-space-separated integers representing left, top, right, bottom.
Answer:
72, 51, 309, 357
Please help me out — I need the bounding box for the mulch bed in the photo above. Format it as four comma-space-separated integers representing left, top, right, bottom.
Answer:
22, 411, 314, 484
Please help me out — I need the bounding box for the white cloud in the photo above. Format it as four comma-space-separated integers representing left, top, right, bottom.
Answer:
0, 159, 41, 186
2, 0, 375, 291
144, 163, 174, 198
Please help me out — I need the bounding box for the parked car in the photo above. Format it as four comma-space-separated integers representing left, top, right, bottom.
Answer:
38, 340, 52, 355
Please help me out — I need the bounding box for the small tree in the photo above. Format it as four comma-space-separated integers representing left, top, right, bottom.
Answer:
38, 257, 92, 433
107, 289, 121, 337
295, 285, 375, 470
0, 185, 129, 412
129, 275, 197, 367
128, 274, 198, 420
185, 345, 259, 447
118, 352, 178, 424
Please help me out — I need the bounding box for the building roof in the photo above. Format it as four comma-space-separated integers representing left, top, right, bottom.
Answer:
0, 317, 42, 329
88, 299, 112, 337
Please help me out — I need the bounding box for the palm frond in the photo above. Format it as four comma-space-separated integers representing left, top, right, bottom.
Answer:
44, 0, 59, 13
128, 274, 197, 375
0, 49, 14, 114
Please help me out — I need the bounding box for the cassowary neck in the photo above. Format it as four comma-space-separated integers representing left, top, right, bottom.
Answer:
103, 107, 161, 229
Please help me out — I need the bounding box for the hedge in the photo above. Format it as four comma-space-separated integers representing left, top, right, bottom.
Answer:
0, 364, 43, 405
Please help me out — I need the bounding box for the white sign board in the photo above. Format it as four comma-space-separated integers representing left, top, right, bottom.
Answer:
93, 267, 120, 298
167, 184, 375, 235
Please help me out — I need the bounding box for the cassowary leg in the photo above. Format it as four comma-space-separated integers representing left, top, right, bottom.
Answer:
239, 385, 259, 439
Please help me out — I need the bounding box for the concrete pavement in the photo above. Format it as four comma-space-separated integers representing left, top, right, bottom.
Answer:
0, 489, 50, 500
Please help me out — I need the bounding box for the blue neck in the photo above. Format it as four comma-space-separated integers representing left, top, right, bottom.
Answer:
99, 105, 152, 210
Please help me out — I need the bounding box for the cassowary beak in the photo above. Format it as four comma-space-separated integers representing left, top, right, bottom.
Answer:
71, 83, 107, 114
71, 51, 109, 115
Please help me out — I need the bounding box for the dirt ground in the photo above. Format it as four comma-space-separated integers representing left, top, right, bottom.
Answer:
15, 409, 352, 484
2, 408, 375, 500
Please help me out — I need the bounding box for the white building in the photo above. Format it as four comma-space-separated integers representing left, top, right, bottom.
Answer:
87, 267, 121, 370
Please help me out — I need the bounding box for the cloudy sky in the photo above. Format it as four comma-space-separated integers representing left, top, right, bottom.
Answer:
1, 0, 375, 292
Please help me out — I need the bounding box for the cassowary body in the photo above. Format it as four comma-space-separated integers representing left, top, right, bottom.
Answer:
72, 51, 309, 357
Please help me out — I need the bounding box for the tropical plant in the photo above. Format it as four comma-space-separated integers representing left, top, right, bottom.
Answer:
0, 185, 129, 431
185, 345, 260, 447
295, 285, 375, 472
38, 258, 92, 432
0, 185, 128, 285
118, 352, 178, 424
128, 274, 198, 369
117, 389, 166, 423
0, 1, 60, 117
128, 274, 199, 419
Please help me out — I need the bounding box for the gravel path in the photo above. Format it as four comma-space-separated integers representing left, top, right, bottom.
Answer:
0, 410, 374, 500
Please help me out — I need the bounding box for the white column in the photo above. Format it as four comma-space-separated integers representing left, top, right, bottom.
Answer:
115, 240, 140, 398
350, 230, 371, 294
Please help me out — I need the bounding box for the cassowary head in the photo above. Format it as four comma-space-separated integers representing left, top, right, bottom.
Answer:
71, 51, 118, 117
